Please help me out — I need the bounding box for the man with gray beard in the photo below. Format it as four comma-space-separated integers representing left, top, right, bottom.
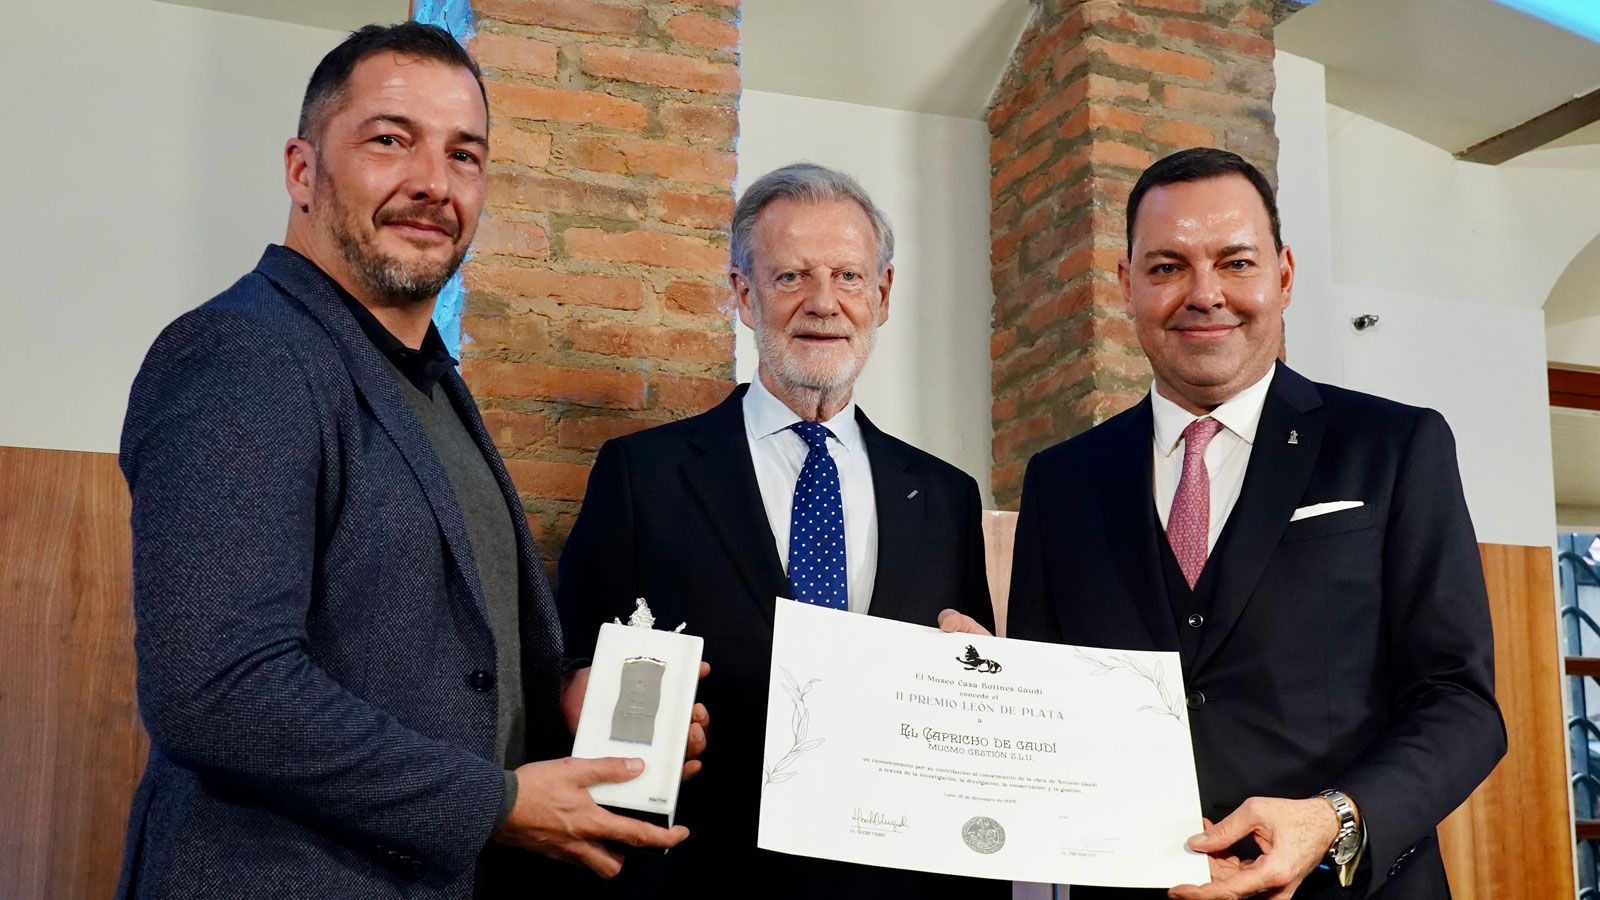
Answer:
557, 162, 1005, 899
117, 23, 697, 899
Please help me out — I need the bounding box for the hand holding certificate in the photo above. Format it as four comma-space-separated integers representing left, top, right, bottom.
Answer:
758, 598, 1209, 889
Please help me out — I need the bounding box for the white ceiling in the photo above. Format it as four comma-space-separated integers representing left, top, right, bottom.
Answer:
156, 0, 407, 33
1277, 0, 1600, 154
740, 0, 1034, 120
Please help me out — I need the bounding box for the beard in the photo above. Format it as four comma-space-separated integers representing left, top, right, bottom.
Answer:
752, 303, 878, 394
314, 163, 468, 306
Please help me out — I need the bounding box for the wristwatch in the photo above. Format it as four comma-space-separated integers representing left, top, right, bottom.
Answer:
1318, 789, 1364, 887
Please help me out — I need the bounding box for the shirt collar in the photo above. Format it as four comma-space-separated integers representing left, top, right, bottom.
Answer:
273, 245, 459, 394
742, 374, 862, 453
1150, 364, 1276, 457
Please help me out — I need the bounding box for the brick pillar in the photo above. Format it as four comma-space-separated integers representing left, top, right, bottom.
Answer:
987, 0, 1276, 508
459, 0, 740, 563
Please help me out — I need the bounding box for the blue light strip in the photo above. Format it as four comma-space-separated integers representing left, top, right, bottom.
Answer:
1494, 0, 1600, 44
412, 0, 476, 357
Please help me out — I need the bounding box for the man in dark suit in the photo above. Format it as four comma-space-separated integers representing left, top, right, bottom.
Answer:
988, 148, 1504, 899
118, 23, 691, 898
557, 163, 1007, 899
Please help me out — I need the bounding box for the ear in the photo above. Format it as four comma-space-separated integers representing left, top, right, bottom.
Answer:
1117, 255, 1134, 312
1278, 244, 1295, 312
730, 268, 756, 330
285, 138, 315, 213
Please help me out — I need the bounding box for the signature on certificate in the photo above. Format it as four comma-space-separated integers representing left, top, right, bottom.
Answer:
850, 808, 910, 833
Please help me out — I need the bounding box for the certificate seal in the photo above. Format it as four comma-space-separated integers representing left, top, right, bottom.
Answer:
961, 816, 1005, 854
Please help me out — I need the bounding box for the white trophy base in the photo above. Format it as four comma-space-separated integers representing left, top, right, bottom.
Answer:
572, 621, 704, 828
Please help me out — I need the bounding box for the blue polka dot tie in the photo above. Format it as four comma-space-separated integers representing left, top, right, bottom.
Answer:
787, 421, 847, 611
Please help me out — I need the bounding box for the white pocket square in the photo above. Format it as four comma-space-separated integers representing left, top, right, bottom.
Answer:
1290, 500, 1364, 522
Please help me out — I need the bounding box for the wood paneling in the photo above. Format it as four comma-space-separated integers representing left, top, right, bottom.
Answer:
1439, 543, 1573, 899
0, 447, 145, 900
978, 523, 1573, 896
1551, 366, 1600, 412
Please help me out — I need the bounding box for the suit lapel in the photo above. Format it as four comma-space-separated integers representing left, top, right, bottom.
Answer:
1097, 399, 1182, 652
1192, 364, 1325, 672
681, 386, 788, 623
256, 249, 490, 623
858, 411, 924, 622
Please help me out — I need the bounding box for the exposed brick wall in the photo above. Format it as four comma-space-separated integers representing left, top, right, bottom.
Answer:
988, 0, 1277, 508
460, 0, 740, 564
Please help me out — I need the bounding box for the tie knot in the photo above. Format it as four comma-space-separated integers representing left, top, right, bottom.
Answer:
1182, 417, 1224, 456
790, 420, 834, 453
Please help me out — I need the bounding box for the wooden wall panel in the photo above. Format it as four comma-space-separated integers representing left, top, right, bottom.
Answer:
1438, 544, 1573, 899
979, 520, 1573, 896
0, 446, 146, 900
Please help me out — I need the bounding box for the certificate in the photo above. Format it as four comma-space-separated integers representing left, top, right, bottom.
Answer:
757, 598, 1209, 888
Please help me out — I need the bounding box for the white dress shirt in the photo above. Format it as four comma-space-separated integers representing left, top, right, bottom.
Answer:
1151, 366, 1276, 555
743, 377, 879, 614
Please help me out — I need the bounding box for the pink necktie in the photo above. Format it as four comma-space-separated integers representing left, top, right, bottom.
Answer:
1168, 417, 1225, 589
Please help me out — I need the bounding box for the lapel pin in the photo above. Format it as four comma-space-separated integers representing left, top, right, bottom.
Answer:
1287, 430, 1299, 445
907, 489, 919, 499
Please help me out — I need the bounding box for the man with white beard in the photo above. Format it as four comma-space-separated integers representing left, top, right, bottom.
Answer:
556, 163, 1006, 899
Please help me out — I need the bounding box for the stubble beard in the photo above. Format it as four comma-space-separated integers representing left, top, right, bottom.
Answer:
316, 166, 468, 308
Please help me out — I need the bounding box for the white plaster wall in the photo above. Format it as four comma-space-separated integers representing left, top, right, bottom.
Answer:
0, 0, 390, 453
1325, 107, 1600, 314
1549, 314, 1600, 369
1273, 51, 1559, 548
1271, 52, 1342, 387
736, 89, 996, 503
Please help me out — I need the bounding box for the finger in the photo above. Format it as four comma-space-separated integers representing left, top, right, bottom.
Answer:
591, 812, 690, 849
937, 609, 992, 636
681, 759, 702, 781
685, 722, 707, 759
569, 839, 626, 879
1172, 864, 1280, 900
1187, 809, 1256, 853
692, 702, 709, 727
698, 662, 710, 680
569, 756, 647, 786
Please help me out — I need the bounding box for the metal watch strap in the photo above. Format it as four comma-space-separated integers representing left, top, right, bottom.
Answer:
1318, 789, 1363, 888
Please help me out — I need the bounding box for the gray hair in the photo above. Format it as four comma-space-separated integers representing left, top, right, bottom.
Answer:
729, 162, 895, 276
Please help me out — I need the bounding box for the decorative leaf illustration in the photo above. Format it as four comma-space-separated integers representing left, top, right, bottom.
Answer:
766, 670, 826, 785
1077, 650, 1183, 721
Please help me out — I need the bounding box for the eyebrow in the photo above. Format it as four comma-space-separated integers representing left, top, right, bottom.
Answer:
1141, 249, 1188, 261
1140, 243, 1258, 261
362, 114, 488, 149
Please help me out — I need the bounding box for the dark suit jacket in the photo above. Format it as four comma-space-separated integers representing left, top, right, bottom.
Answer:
118, 246, 568, 898
557, 384, 1008, 899
1007, 363, 1504, 900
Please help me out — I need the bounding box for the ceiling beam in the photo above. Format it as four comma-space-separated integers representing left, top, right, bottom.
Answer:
1457, 84, 1600, 165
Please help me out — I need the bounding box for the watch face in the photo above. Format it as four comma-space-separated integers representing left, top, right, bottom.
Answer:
1332, 829, 1362, 865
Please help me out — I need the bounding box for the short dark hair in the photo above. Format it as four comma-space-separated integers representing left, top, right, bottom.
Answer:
1125, 148, 1282, 254
298, 22, 487, 141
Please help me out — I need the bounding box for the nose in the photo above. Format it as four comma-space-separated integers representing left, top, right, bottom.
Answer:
800, 269, 841, 317
401, 145, 450, 203
1186, 266, 1225, 311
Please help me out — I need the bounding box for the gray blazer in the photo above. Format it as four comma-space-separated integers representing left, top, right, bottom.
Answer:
117, 246, 564, 898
